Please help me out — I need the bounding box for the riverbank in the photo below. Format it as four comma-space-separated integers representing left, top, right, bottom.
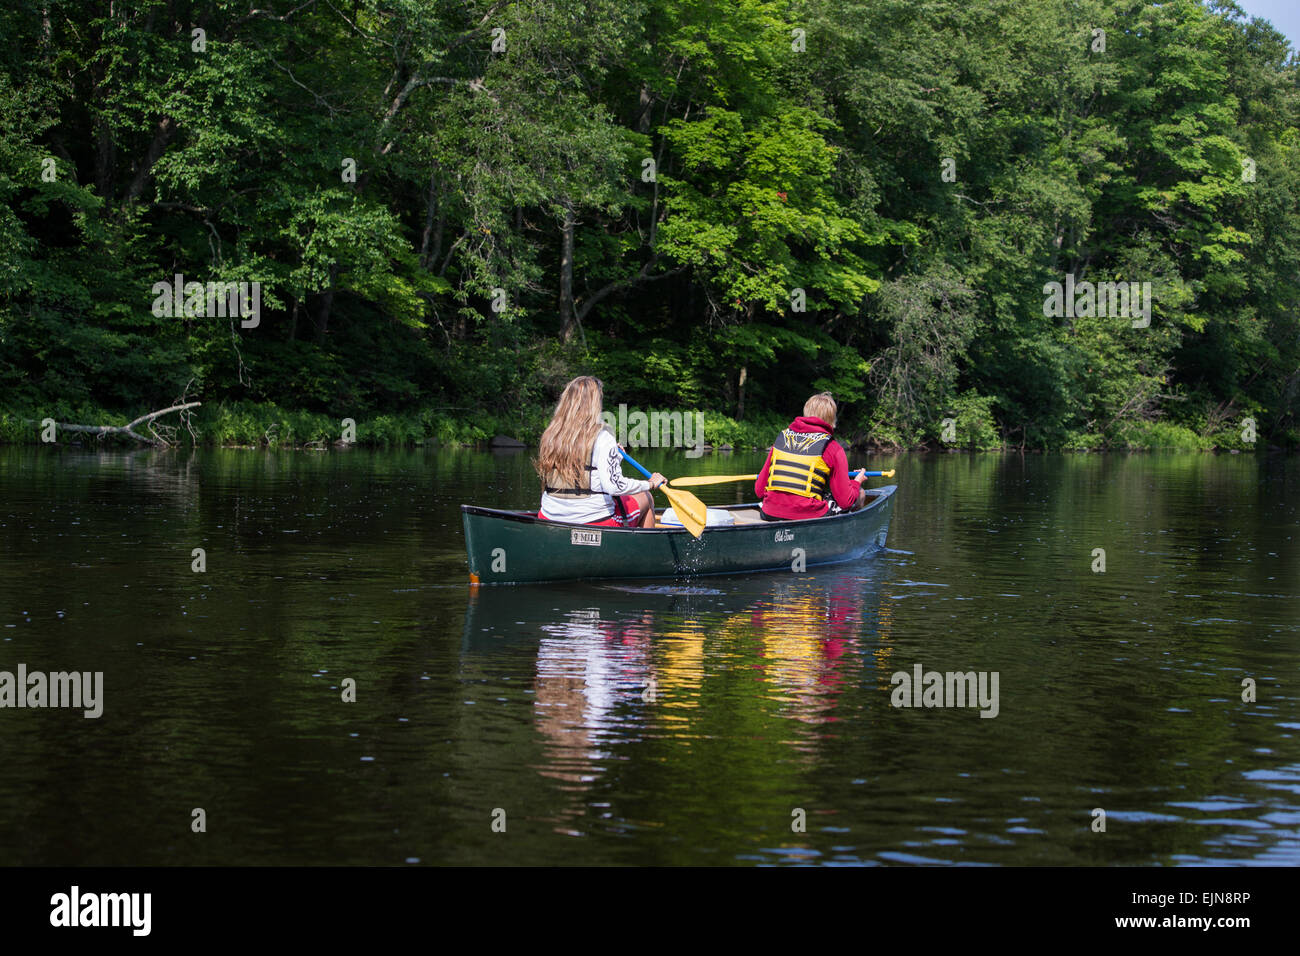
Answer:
0, 401, 788, 452
0, 401, 1282, 453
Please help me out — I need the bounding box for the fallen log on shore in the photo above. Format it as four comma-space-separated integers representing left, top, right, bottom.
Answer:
28, 402, 201, 446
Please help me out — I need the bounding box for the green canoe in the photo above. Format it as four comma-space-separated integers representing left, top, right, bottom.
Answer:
462, 485, 896, 585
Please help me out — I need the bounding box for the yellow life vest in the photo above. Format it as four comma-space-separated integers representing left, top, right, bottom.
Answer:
764, 429, 832, 499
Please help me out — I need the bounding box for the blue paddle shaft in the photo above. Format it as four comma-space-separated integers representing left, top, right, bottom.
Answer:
626, 452, 884, 480
626, 450, 883, 481
619, 448, 653, 480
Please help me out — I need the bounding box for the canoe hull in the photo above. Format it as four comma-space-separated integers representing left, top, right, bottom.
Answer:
461, 485, 896, 585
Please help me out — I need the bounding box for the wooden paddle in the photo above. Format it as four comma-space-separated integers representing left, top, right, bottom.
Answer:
619, 449, 708, 538
671, 469, 895, 488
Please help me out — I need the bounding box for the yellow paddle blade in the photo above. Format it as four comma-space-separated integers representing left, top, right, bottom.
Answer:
669, 474, 758, 488
883, 470, 895, 478
661, 485, 708, 538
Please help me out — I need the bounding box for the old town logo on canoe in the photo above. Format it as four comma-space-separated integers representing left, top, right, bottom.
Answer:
571, 529, 602, 547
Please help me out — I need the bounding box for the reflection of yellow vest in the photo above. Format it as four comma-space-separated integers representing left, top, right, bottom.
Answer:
765, 429, 832, 499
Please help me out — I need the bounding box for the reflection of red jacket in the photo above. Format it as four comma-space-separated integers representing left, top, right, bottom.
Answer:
755, 416, 859, 519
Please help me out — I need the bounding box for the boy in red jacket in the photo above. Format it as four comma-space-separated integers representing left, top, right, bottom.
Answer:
755, 392, 867, 521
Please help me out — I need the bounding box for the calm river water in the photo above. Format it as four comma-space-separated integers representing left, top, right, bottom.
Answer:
0, 446, 1296, 865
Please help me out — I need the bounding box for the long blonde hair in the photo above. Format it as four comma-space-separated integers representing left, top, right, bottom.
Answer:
535, 376, 609, 487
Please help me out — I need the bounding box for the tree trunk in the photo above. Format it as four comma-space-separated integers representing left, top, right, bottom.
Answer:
315, 289, 334, 343
423, 170, 449, 269
315, 264, 339, 343
638, 84, 653, 134
28, 403, 202, 446
125, 114, 178, 203
94, 119, 115, 200
558, 203, 577, 342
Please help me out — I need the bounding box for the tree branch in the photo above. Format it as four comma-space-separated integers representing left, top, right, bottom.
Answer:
575, 258, 685, 324
27, 403, 202, 446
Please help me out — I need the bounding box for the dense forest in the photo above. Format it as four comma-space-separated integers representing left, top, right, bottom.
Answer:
1, 0, 1297, 450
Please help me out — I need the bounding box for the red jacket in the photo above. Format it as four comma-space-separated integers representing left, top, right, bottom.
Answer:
755, 416, 859, 519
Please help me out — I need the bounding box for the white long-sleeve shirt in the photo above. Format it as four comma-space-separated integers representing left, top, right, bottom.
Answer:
539, 429, 652, 523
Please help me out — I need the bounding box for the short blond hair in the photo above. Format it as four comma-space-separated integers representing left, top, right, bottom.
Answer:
803, 392, 837, 428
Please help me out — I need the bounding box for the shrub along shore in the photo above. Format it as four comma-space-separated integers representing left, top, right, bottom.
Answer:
0, 400, 1269, 453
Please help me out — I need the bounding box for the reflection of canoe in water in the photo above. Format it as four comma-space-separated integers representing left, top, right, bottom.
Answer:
461, 486, 896, 585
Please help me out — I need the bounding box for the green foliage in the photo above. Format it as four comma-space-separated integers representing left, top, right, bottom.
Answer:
1113, 420, 1213, 451
867, 263, 978, 442
1, 0, 1297, 452
697, 409, 787, 450
949, 390, 1001, 450
203, 403, 337, 447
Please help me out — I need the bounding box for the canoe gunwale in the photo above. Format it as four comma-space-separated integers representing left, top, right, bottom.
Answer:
460, 485, 895, 535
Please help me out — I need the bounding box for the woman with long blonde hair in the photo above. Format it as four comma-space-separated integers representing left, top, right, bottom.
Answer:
535, 376, 666, 527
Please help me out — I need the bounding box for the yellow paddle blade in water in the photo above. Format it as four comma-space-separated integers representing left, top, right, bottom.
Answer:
660, 485, 707, 538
